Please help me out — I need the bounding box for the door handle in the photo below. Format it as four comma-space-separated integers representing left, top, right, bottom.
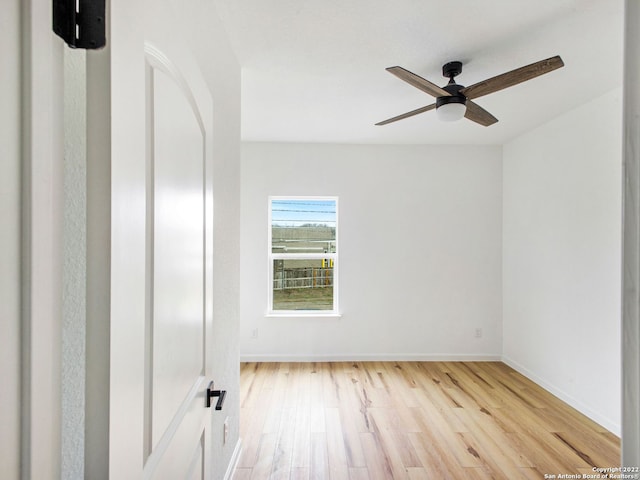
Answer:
206, 381, 226, 410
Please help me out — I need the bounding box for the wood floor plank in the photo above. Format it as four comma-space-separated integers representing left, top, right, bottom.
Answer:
347, 467, 369, 480
453, 407, 535, 468
334, 368, 368, 467
491, 404, 592, 473
411, 386, 468, 434
455, 430, 529, 479
290, 467, 309, 480
365, 362, 387, 389
233, 362, 620, 480
504, 430, 569, 474
309, 432, 329, 480
295, 362, 312, 408
518, 467, 545, 479
239, 363, 257, 408
243, 367, 278, 436
407, 400, 483, 471
536, 403, 620, 445
283, 362, 302, 408
309, 406, 325, 434
358, 432, 395, 480
455, 431, 490, 469
250, 433, 277, 480
367, 407, 422, 471
408, 430, 465, 478
463, 466, 503, 480
342, 365, 377, 433
446, 362, 504, 409
271, 407, 296, 479
291, 405, 311, 469
325, 407, 350, 479
309, 363, 324, 408
322, 362, 341, 408
551, 429, 618, 470
406, 467, 429, 479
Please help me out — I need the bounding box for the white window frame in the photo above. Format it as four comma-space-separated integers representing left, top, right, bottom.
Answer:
267, 196, 340, 317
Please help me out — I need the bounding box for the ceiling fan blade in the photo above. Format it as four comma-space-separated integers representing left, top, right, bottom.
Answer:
464, 101, 498, 126
375, 103, 436, 126
386, 66, 450, 98
460, 55, 564, 100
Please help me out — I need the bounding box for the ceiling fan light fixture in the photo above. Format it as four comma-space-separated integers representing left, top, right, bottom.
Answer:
376, 56, 563, 127
436, 95, 466, 122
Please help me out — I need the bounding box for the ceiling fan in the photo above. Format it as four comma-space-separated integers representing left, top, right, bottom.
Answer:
376, 55, 564, 127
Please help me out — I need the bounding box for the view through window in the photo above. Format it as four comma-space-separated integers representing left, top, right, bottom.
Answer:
269, 198, 338, 313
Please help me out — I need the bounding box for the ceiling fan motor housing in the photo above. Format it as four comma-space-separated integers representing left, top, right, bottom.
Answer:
436, 83, 466, 109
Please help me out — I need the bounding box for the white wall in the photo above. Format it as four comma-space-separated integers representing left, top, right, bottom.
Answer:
502, 88, 622, 435
241, 143, 503, 361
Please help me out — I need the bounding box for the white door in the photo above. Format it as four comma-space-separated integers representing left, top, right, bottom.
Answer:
87, 0, 215, 478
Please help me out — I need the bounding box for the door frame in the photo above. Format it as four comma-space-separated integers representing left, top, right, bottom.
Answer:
622, 0, 640, 470
0, 0, 24, 478
17, 0, 65, 478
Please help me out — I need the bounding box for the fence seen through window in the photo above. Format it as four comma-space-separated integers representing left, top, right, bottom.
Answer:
269, 198, 337, 312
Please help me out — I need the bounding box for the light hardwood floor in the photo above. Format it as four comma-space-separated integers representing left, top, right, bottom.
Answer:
233, 362, 619, 479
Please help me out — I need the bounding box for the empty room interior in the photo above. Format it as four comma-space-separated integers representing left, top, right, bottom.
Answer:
7, 0, 640, 479
229, 1, 625, 478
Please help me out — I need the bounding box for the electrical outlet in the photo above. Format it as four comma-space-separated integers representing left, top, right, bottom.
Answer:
223, 417, 229, 445
474, 328, 483, 339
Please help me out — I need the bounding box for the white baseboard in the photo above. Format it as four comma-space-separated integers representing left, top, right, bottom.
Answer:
501, 355, 621, 437
223, 438, 242, 480
239, 353, 502, 363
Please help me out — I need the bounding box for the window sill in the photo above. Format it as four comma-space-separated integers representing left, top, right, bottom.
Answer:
266, 311, 342, 318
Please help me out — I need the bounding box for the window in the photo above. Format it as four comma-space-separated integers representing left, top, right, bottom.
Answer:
268, 197, 338, 314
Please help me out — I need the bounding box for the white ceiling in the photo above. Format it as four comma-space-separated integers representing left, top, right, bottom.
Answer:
212, 0, 624, 145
